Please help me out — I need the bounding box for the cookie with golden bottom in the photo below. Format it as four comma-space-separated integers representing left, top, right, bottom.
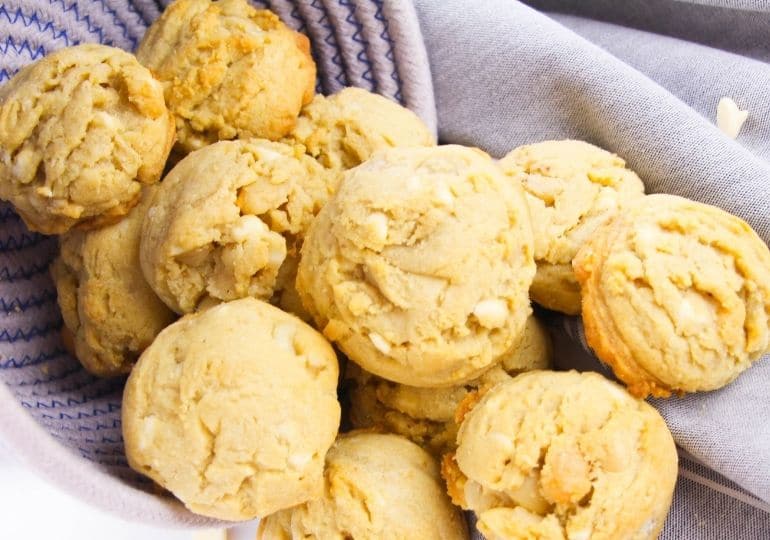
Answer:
122, 298, 341, 520
0, 44, 174, 234
136, 0, 315, 154
574, 194, 770, 398
499, 140, 645, 315
257, 432, 469, 540
50, 186, 176, 377
443, 371, 677, 540
297, 145, 535, 387
285, 87, 435, 171
348, 315, 551, 456
140, 139, 335, 314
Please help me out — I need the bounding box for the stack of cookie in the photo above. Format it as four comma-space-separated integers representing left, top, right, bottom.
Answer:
1, 0, 769, 538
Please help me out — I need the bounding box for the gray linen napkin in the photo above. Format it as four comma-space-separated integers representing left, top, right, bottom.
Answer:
413, 0, 770, 536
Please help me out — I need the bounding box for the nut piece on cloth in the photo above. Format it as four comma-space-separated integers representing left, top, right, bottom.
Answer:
140, 139, 336, 314
297, 145, 536, 387
122, 298, 341, 520
573, 194, 770, 398
347, 315, 551, 456
50, 186, 176, 377
285, 86, 436, 171
136, 0, 316, 154
716, 97, 749, 139
499, 140, 645, 315
257, 432, 469, 540
0, 44, 174, 234
443, 371, 677, 540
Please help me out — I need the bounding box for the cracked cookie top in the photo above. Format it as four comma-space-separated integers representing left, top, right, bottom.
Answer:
285, 87, 435, 172
257, 432, 469, 540
347, 315, 552, 456
51, 186, 175, 377
0, 43, 174, 234
296, 145, 536, 387
139, 139, 336, 314
499, 140, 645, 315
136, 0, 316, 153
574, 194, 770, 397
122, 297, 341, 520
444, 370, 677, 540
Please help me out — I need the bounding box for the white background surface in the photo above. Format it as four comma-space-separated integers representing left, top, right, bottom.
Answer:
0, 449, 258, 540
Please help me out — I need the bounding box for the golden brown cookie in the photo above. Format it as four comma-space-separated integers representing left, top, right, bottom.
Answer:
136, 0, 316, 153
140, 139, 335, 314
257, 432, 469, 540
297, 145, 535, 387
573, 194, 770, 398
444, 370, 678, 540
499, 140, 645, 315
122, 298, 341, 520
50, 186, 176, 377
285, 86, 435, 171
0, 44, 174, 234
348, 315, 551, 456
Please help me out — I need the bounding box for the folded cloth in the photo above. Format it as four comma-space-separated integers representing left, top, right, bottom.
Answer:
413, 0, 770, 536
0, 0, 768, 536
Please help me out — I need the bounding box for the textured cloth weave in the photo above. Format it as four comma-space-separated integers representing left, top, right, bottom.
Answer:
413, 0, 770, 536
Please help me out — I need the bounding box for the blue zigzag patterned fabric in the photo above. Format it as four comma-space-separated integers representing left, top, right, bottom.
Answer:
0, 0, 434, 526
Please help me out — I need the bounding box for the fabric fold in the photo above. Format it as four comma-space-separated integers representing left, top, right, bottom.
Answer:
414, 0, 770, 508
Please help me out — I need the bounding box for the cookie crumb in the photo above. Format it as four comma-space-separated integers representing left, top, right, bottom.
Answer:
473, 299, 509, 328
369, 332, 391, 354
716, 97, 748, 139
366, 212, 389, 244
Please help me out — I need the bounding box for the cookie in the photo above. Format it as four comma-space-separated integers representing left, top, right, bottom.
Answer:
140, 139, 335, 314
348, 315, 551, 456
0, 44, 174, 234
285, 87, 435, 171
297, 145, 535, 387
444, 371, 677, 540
272, 254, 314, 323
499, 140, 645, 315
122, 298, 341, 520
136, 0, 316, 153
573, 194, 770, 397
257, 432, 469, 540
50, 186, 176, 377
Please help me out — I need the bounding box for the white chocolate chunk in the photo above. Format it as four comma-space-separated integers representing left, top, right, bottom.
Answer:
93, 111, 121, 130
273, 322, 296, 352
434, 186, 454, 206
488, 431, 514, 453
13, 147, 38, 179
35, 186, 53, 198
366, 212, 389, 243
369, 331, 391, 354
305, 353, 327, 369
287, 452, 312, 470
267, 238, 286, 266
473, 299, 509, 328
639, 518, 657, 537
716, 97, 748, 139
464, 480, 508, 513
257, 147, 284, 162
634, 224, 659, 249
568, 529, 592, 540
138, 415, 158, 452
406, 176, 421, 191
230, 215, 269, 242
